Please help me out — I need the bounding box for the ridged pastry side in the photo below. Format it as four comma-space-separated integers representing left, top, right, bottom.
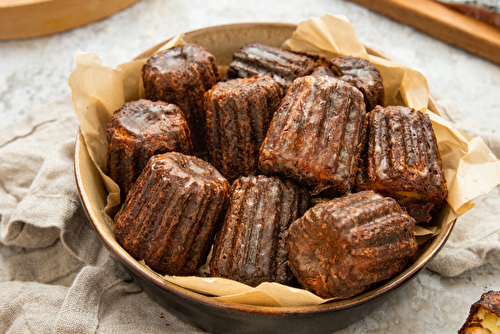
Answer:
210, 175, 309, 287
142, 43, 220, 152
204, 76, 283, 183
113, 152, 229, 276
106, 99, 193, 202
227, 43, 316, 92
331, 55, 385, 111
355, 105, 447, 223
286, 190, 418, 299
259, 75, 366, 196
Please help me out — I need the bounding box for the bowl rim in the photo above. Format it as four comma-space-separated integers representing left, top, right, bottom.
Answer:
74, 21, 456, 316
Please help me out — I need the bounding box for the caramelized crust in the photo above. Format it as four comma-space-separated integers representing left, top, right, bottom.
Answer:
210, 175, 309, 286
204, 76, 283, 183
227, 43, 316, 92
331, 55, 384, 111
258, 75, 366, 196
286, 190, 418, 299
459, 291, 500, 334
310, 66, 335, 78
106, 99, 193, 202
113, 152, 229, 275
142, 44, 220, 152
355, 105, 447, 223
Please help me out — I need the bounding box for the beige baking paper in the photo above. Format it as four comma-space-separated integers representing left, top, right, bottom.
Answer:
70, 13, 500, 307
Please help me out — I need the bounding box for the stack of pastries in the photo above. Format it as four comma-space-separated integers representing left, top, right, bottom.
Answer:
106, 42, 448, 299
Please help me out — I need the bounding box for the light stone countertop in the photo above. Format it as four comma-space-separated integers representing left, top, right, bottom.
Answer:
1, 0, 500, 333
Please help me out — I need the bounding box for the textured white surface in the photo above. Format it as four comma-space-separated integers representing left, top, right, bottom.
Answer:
1, 0, 500, 333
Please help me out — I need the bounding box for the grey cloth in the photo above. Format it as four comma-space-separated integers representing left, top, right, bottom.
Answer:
0, 95, 498, 332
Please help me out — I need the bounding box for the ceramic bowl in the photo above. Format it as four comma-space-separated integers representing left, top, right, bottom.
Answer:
74, 22, 455, 334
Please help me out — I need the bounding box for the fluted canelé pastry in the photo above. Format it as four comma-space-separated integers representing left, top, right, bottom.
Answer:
106, 99, 193, 202
286, 190, 418, 299
459, 291, 500, 334
226, 43, 316, 92
204, 76, 283, 183
209, 175, 309, 287
310, 66, 335, 78
113, 152, 230, 276
142, 43, 220, 152
355, 105, 447, 223
258, 75, 366, 196
331, 55, 384, 111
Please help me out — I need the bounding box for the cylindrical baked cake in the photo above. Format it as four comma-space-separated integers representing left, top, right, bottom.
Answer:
354, 105, 448, 223
106, 99, 193, 202
226, 43, 316, 92
142, 43, 220, 152
331, 55, 384, 111
258, 75, 366, 196
113, 152, 230, 276
286, 190, 418, 299
210, 175, 309, 287
204, 76, 283, 183
310, 66, 335, 78
458, 290, 500, 334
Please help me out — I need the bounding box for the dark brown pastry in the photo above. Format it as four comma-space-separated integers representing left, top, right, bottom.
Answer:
209, 175, 309, 287
142, 43, 220, 152
355, 105, 447, 223
226, 43, 316, 92
331, 55, 384, 111
113, 152, 230, 276
106, 99, 193, 202
258, 75, 366, 196
310, 66, 336, 78
286, 190, 418, 299
204, 76, 283, 183
458, 291, 500, 334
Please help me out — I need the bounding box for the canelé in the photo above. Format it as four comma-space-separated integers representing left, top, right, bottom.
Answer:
259, 75, 366, 196
286, 190, 418, 299
355, 105, 447, 223
106, 99, 193, 202
113, 152, 229, 275
142, 43, 220, 152
204, 76, 283, 183
210, 175, 309, 286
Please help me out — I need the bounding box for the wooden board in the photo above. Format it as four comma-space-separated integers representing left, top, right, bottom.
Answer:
348, 0, 500, 65
0, 0, 140, 40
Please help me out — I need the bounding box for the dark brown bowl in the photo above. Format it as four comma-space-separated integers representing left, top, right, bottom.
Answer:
74, 22, 456, 334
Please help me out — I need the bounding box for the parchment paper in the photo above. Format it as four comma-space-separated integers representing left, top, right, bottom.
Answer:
69, 13, 500, 307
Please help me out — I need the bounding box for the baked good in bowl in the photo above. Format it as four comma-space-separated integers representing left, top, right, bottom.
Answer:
106, 99, 193, 202
287, 190, 418, 299
330, 55, 384, 112
113, 152, 229, 275
258, 75, 366, 196
74, 22, 456, 334
210, 175, 309, 287
142, 43, 220, 152
226, 43, 316, 92
204, 76, 283, 183
355, 105, 448, 223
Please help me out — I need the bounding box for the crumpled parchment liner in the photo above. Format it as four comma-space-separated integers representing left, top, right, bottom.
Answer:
70, 13, 500, 307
